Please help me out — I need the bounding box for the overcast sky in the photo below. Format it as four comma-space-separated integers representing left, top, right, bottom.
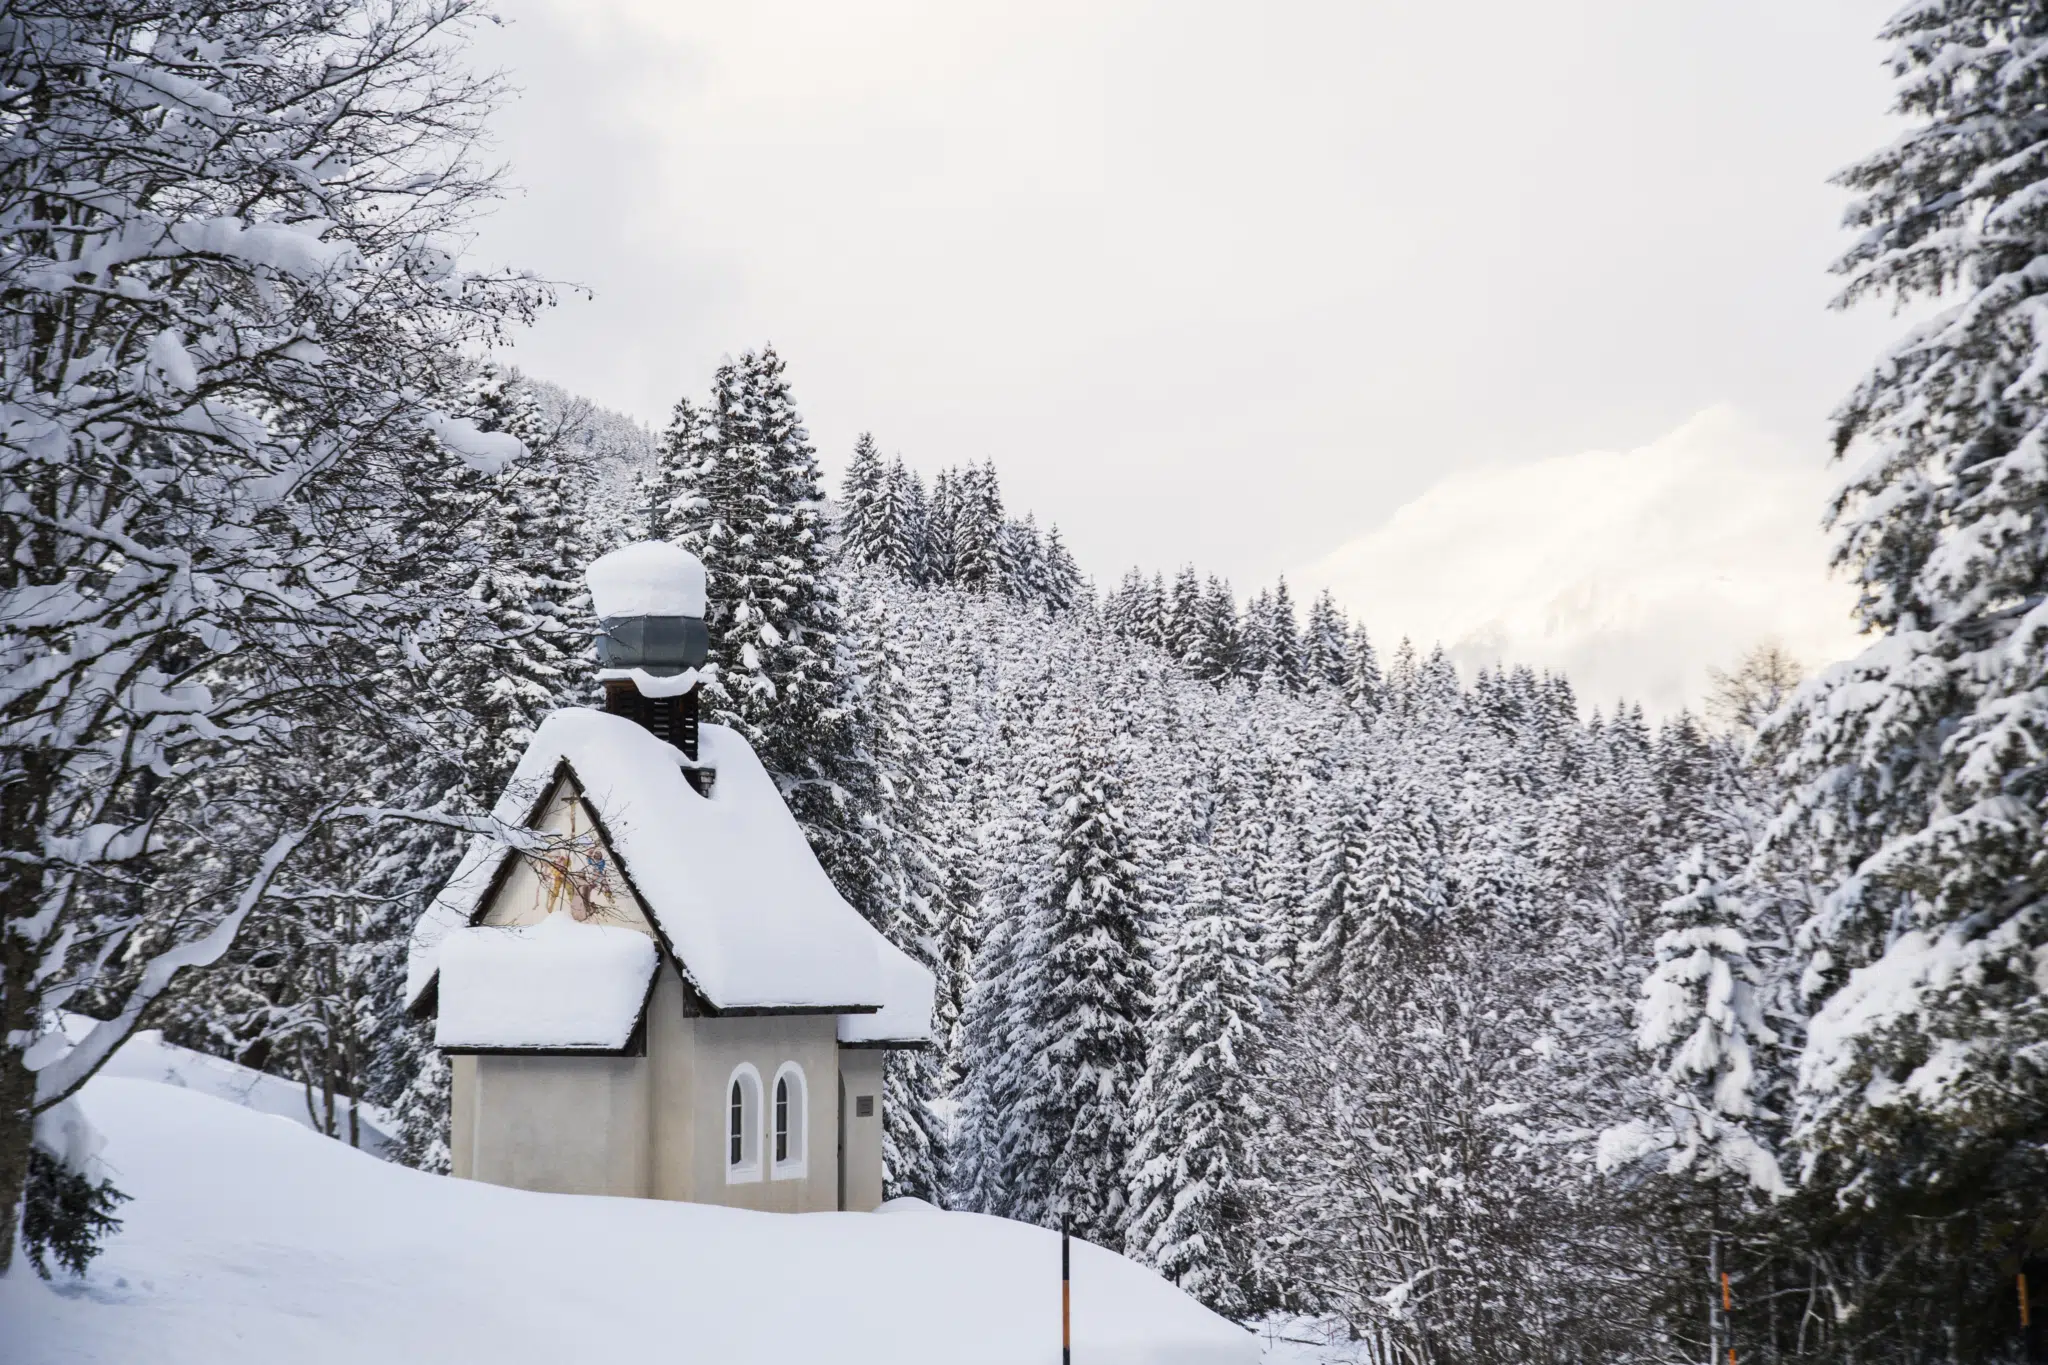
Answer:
464, 0, 1906, 714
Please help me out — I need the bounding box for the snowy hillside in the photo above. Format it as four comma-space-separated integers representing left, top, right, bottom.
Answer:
55, 1016, 396, 1158
2, 1076, 1255, 1365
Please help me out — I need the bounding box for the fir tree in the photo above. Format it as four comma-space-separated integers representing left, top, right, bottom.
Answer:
675, 348, 881, 918
847, 584, 952, 1201
839, 432, 889, 567
1304, 589, 1350, 691
1040, 526, 1084, 614
894, 460, 933, 586
643, 397, 708, 544
952, 461, 1010, 592
1343, 623, 1382, 713
1267, 578, 1307, 694
1022, 723, 1152, 1242
1126, 826, 1270, 1318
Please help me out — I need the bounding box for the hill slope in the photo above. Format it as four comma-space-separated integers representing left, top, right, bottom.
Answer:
3, 1078, 1253, 1365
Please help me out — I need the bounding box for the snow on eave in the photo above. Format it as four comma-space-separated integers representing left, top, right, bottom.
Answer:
436, 915, 663, 1054
838, 934, 937, 1049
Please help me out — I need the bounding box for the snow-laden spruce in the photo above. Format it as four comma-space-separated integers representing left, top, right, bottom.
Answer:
0, 0, 543, 1274
1744, 1, 2048, 1343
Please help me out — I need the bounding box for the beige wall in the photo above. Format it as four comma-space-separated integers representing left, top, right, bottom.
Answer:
835, 1055, 884, 1211
669, 1011, 842, 1212
454, 963, 862, 1213
451, 1053, 476, 1179
466, 1051, 651, 1197
838, 1049, 885, 1213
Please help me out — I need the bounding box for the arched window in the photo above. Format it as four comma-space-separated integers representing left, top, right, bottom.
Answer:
770, 1062, 807, 1179
725, 1064, 763, 1183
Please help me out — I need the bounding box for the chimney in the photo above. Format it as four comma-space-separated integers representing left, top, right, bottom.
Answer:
586, 542, 712, 786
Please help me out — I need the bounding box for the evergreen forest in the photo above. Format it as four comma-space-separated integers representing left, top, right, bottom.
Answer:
7, 3, 2048, 1363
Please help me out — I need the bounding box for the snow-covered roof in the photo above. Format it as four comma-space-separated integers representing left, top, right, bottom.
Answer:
436, 915, 659, 1053
407, 710, 933, 1041
586, 541, 706, 620
839, 935, 939, 1047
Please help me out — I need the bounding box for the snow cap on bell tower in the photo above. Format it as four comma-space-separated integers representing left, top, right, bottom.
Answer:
589, 540, 705, 634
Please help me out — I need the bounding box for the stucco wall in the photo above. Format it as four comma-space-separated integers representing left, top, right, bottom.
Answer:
838, 1049, 886, 1213
468, 1051, 652, 1197
673, 1011, 842, 1212
451, 1053, 476, 1179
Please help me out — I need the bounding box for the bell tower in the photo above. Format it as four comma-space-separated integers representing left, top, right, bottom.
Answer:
586, 541, 713, 788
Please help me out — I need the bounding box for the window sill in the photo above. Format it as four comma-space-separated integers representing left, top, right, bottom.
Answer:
725, 1162, 762, 1185
770, 1160, 808, 1182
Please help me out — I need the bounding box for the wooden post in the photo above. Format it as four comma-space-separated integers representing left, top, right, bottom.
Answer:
2023, 1272, 2032, 1329
1062, 1216, 1072, 1365
1723, 1272, 1735, 1365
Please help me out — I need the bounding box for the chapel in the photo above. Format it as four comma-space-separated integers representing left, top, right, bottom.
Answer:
404, 541, 934, 1213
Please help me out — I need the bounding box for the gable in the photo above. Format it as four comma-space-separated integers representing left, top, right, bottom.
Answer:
477, 775, 655, 938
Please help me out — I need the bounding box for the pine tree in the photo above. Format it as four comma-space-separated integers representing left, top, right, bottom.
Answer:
1304, 589, 1350, 691
1238, 589, 1277, 682
1105, 568, 1156, 641
441, 371, 584, 800
839, 432, 888, 566
1020, 723, 1152, 1242
1601, 848, 1787, 1197
1126, 827, 1270, 1318
847, 585, 952, 1201
1188, 576, 1239, 684
1041, 526, 1083, 614
925, 468, 960, 585
1165, 566, 1204, 663
894, 460, 932, 586
952, 461, 1010, 592
1267, 579, 1307, 694
643, 397, 708, 544
1343, 623, 1383, 713
1003, 514, 1047, 603
1735, 24, 2048, 1332
675, 348, 881, 917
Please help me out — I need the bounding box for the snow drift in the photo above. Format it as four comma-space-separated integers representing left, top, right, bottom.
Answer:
2, 1076, 1255, 1365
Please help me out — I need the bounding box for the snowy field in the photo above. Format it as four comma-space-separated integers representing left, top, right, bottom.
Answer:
2, 1070, 1257, 1364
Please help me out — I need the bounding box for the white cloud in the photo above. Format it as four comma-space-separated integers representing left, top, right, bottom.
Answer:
1292, 408, 1864, 717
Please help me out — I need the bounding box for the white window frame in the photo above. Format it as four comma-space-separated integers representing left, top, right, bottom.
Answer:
770, 1061, 808, 1180
725, 1063, 763, 1184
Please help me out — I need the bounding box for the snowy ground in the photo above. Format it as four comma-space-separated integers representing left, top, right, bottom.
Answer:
4, 1072, 1256, 1364
57, 1016, 395, 1157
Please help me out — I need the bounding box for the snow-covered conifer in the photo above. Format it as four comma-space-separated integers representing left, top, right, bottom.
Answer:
0, 0, 542, 1266
1126, 824, 1270, 1318
1343, 624, 1383, 713
1304, 590, 1350, 691
1040, 526, 1084, 614
1020, 723, 1152, 1241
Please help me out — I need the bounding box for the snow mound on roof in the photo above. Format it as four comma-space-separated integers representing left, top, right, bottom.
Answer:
586, 540, 706, 619
841, 933, 939, 1046
436, 914, 658, 1052
408, 710, 930, 1033
3, 1078, 1256, 1365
